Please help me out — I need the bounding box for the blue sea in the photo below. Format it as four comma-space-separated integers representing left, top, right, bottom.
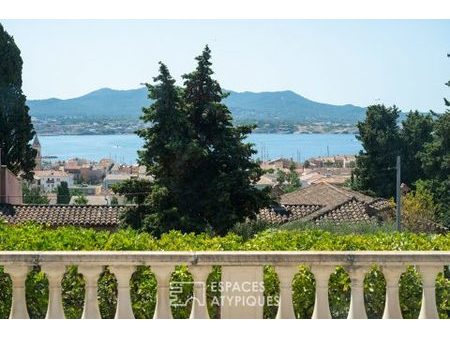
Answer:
39, 133, 362, 164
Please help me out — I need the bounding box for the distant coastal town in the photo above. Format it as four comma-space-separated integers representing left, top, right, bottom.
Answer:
29, 134, 356, 206
31, 116, 358, 136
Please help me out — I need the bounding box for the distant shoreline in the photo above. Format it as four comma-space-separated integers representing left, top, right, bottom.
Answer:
38, 133, 361, 163
36, 131, 359, 137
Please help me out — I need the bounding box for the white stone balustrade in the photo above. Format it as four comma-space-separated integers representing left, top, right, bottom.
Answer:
0, 251, 448, 319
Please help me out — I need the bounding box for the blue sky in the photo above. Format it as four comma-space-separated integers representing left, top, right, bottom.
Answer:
2, 20, 449, 112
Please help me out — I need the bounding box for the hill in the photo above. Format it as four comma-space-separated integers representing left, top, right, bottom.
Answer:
27, 87, 367, 124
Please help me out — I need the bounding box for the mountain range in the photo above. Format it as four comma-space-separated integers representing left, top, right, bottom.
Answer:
27, 87, 367, 124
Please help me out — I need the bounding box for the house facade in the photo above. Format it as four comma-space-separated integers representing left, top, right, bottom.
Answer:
33, 170, 74, 192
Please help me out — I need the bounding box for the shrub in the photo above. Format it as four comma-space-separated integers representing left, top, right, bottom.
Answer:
231, 220, 274, 240
0, 223, 449, 319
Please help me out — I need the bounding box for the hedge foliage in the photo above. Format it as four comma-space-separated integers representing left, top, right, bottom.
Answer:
0, 223, 449, 319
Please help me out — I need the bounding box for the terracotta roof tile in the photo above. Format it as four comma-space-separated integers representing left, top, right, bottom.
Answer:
261, 183, 391, 226
313, 199, 377, 225
258, 204, 322, 224
0, 204, 126, 228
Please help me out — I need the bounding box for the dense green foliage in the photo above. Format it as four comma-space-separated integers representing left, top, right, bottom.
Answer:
281, 220, 398, 235
400, 111, 434, 185
22, 184, 49, 205
114, 46, 271, 235
0, 23, 36, 179
353, 105, 401, 198
418, 111, 450, 228
56, 182, 71, 205
353, 105, 449, 228
401, 181, 442, 232
275, 162, 301, 193
0, 223, 449, 319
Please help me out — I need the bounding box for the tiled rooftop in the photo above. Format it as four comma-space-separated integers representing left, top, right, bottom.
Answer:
313, 199, 377, 225
259, 183, 391, 225
258, 204, 322, 224
0, 204, 126, 228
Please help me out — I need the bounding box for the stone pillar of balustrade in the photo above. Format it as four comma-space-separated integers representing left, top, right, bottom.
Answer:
221, 266, 264, 319
274, 265, 297, 319
418, 265, 442, 319
311, 265, 335, 319
346, 265, 368, 319
4, 265, 30, 319
78, 265, 103, 319
109, 265, 136, 319
189, 265, 212, 319
41, 263, 66, 319
152, 265, 175, 319
382, 265, 404, 319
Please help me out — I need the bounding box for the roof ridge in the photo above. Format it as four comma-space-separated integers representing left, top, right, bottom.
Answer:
322, 182, 354, 199
302, 196, 356, 222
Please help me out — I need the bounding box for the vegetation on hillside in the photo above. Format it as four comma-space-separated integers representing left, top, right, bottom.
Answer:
27, 87, 367, 125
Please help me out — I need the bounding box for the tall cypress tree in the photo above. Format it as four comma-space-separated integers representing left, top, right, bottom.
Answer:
0, 23, 36, 179
137, 62, 193, 234
180, 46, 270, 235
56, 181, 71, 204
115, 47, 271, 235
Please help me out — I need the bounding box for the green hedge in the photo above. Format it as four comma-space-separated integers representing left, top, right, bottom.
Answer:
0, 223, 449, 319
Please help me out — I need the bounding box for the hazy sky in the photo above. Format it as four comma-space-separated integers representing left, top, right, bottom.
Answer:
2, 20, 449, 112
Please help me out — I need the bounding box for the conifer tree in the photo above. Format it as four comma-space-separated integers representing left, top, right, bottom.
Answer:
180, 46, 270, 235
0, 23, 36, 179
138, 62, 193, 234
115, 47, 271, 235
56, 182, 71, 204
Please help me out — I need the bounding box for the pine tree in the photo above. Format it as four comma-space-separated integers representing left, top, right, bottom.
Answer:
180, 46, 270, 235
137, 62, 193, 234
0, 23, 36, 180
114, 47, 271, 235
353, 104, 401, 198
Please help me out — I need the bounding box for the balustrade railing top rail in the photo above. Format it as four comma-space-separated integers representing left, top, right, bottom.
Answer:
1, 251, 449, 265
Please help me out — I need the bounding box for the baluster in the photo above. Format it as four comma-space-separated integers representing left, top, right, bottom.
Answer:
189, 266, 211, 319
347, 266, 367, 319
78, 265, 103, 319
110, 265, 136, 319
418, 265, 442, 319
311, 265, 334, 319
152, 265, 174, 319
4, 265, 30, 319
382, 265, 403, 319
275, 266, 297, 319
221, 266, 264, 319
41, 263, 66, 319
